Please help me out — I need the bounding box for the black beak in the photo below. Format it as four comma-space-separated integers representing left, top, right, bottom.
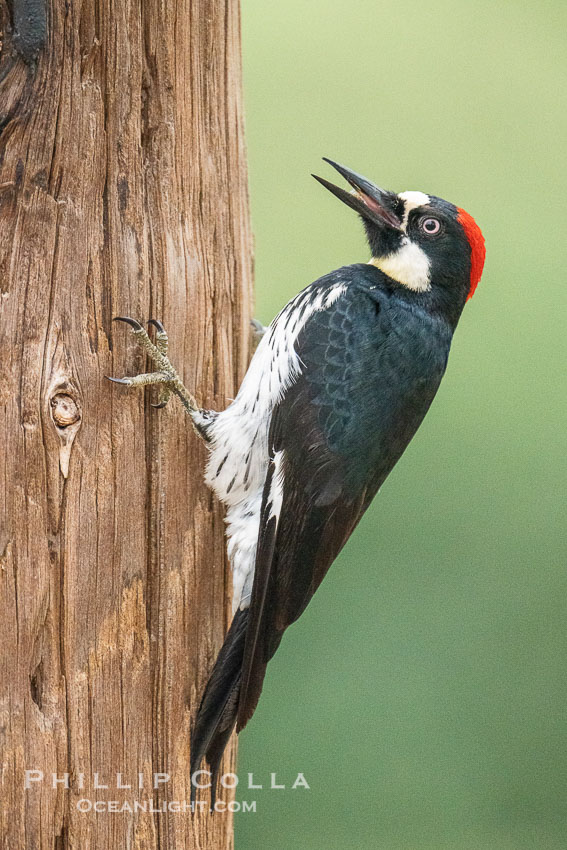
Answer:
312, 158, 402, 230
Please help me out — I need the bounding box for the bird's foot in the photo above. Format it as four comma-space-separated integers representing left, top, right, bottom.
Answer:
108, 317, 198, 416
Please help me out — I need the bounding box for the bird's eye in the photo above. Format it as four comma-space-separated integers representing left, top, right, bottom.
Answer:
419, 217, 441, 236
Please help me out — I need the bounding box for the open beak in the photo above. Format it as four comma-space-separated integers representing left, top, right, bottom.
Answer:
312, 158, 402, 231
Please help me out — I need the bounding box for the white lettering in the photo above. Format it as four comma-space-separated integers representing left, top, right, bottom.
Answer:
153, 772, 170, 788
248, 772, 262, 789
270, 773, 285, 790
220, 772, 238, 789
192, 770, 211, 790
116, 773, 131, 789
24, 770, 43, 789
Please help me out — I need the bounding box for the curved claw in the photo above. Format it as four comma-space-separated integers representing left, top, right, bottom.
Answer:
148, 319, 166, 334
251, 318, 267, 334
151, 400, 168, 409
105, 375, 132, 385
113, 316, 144, 331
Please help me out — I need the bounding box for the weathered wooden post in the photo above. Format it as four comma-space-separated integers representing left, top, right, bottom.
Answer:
0, 0, 252, 846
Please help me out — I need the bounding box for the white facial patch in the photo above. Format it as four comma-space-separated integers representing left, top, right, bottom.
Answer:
369, 238, 431, 292
368, 189, 432, 292
398, 190, 430, 232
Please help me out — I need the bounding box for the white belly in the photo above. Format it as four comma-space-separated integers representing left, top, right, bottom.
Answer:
204, 329, 277, 612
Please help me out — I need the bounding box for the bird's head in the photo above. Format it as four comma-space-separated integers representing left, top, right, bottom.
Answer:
313, 159, 485, 310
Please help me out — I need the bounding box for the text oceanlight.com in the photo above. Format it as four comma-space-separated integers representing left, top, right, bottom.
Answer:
76, 799, 257, 814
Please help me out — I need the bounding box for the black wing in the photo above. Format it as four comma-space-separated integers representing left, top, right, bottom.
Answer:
237, 279, 394, 730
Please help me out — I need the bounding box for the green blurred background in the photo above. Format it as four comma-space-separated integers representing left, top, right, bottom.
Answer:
236, 2, 567, 847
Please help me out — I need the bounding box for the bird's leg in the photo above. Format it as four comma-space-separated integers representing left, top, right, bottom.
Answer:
107, 317, 212, 441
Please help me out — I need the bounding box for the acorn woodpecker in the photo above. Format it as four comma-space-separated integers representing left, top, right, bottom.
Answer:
109, 158, 486, 803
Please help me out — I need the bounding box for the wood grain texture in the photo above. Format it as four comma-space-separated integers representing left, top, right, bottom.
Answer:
0, 0, 253, 846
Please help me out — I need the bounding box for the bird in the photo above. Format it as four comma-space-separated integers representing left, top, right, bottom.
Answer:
108, 158, 486, 805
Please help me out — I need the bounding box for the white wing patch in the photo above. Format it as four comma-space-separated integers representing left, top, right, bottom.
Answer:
325, 283, 347, 307
268, 450, 285, 522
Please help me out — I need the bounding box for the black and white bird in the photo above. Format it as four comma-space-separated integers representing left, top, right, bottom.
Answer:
109, 158, 486, 803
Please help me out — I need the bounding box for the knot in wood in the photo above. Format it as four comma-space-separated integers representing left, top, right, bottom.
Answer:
50, 393, 80, 428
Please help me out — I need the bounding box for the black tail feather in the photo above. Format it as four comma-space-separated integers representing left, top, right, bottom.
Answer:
190, 607, 249, 808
